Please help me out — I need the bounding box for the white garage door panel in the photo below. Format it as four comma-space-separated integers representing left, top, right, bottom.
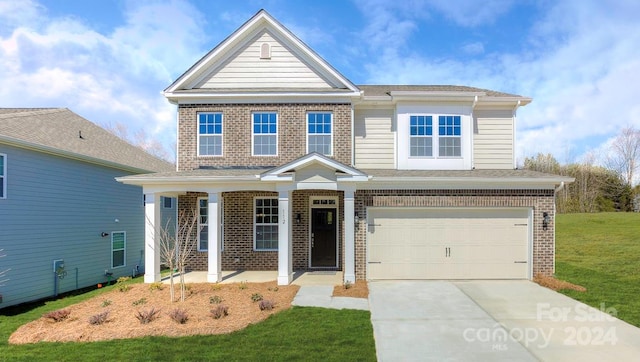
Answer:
367, 208, 529, 280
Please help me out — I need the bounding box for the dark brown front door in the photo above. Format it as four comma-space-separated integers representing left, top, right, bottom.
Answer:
311, 208, 337, 267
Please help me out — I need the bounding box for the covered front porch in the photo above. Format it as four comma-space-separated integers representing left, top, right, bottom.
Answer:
163, 270, 344, 285
119, 153, 368, 286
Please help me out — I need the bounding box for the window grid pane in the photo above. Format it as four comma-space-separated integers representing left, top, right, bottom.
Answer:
199, 198, 209, 251
409, 116, 433, 157
307, 113, 332, 155
112, 232, 126, 268
438, 116, 461, 157
253, 113, 277, 156
255, 198, 279, 250
198, 113, 223, 156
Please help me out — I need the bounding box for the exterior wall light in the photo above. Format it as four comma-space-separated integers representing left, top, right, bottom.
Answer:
542, 212, 550, 230
295, 213, 301, 224
101, 232, 110, 237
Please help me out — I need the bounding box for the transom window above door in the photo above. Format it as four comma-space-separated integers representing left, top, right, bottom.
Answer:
252, 112, 277, 156
307, 112, 332, 156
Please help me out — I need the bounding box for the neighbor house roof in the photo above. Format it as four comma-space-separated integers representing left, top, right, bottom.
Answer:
0, 108, 174, 173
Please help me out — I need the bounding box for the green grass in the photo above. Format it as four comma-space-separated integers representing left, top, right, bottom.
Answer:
0, 279, 375, 362
556, 212, 640, 327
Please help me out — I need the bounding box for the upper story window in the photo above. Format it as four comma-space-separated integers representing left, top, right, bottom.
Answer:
410, 116, 433, 157
0, 154, 5, 199
252, 112, 278, 156
307, 112, 332, 155
198, 113, 223, 156
438, 116, 461, 157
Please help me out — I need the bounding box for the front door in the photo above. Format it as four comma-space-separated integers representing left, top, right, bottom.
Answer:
311, 208, 337, 267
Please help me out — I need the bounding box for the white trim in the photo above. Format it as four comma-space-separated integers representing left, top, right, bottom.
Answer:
251, 112, 278, 157
111, 231, 126, 269
196, 112, 224, 157
254, 196, 279, 251
309, 196, 340, 269
306, 112, 333, 156
0, 153, 6, 199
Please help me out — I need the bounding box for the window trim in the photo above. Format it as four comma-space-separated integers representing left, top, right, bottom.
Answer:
254, 197, 279, 251
251, 112, 278, 156
0, 153, 5, 199
437, 115, 462, 158
306, 112, 333, 156
197, 112, 223, 157
111, 231, 126, 269
409, 115, 434, 158
408, 114, 462, 159
197, 197, 223, 252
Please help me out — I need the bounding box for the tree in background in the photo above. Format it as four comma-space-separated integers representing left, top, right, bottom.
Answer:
606, 126, 640, 187
103, 121, 174, 162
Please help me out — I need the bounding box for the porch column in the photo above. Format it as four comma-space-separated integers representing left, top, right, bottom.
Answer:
344, 188, 356, 283
207, 192, 222, 283
144, 192, 161, 283
277, 189, 293, 285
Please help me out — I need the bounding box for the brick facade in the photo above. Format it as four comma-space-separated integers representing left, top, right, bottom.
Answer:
354, 189, 556, 280
177, 103, 352, 171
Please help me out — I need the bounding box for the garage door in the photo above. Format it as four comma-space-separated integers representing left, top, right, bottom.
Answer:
367, 208, 530, 280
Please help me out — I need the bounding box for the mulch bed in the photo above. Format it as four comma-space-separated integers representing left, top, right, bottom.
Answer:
533, 274, 587, 292
332, 280, 369, 298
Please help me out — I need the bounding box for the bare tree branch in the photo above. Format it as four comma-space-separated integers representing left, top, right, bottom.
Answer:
606, 126, 640, 186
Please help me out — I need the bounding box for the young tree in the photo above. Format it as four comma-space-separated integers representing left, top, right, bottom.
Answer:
157, 219, 178, 302
607, 126, 640, 186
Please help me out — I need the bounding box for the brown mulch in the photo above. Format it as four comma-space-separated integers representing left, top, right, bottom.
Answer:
332, 280, 369, 298
9, 281, 299, 344
533, 274, 587, 292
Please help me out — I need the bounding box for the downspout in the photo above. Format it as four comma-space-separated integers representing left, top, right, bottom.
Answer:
350, 103, 355, 166
470, 95, 478, 169
175, 109, 180, 171
512, 100, 521, 169
552, 181, 565, 275
555, 181, 565, 193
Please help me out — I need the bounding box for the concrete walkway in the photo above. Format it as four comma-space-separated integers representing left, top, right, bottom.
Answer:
369, 280, 640, 362
292, 285, 369, 311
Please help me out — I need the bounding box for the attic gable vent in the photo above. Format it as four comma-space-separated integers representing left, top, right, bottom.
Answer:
260, 42, 271, 59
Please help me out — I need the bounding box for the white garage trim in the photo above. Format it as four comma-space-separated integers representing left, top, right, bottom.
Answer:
366, 207, 533, 280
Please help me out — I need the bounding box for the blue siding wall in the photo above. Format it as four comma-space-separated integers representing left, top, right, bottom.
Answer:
0, 144, 147, 308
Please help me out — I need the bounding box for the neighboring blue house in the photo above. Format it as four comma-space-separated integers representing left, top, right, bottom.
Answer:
0, 108, 174, 308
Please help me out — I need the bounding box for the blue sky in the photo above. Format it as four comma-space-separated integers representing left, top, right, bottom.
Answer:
1, 0, 639, 164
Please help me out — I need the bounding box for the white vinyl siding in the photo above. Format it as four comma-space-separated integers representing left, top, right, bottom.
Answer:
254, 197, 278, 251
0, 153, 5, 198
198, 32, 334, 89
473, 110, 514, 169
111, 231, 126, 268
354, 109, 395, 169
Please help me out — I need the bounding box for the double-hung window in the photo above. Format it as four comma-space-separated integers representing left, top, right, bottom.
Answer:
255, 198, 278, 250
198, 113, 223, 156
252, 112, 277, 156
307, 112, 332, 155
197, 197, 223, 251
438, 116, 461, 157
410, 116, 433, 157
0, 154, 5, 198
111, 231, 126, 268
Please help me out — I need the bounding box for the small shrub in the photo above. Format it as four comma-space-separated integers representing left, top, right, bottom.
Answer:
43, 309, 71, 322
211, 305, 229, 319
168, 308, 189, 324
344, 280, 352, 290
118, 284, 131, 292
211, 284, 222, 291
117, 276, 131, 283
268, 286, 279, 292
132, 298, 147, 306
149, 282, 164, 291
89, 310, 110, 325
136, 307, 161, 324
101, 300, 112, 308
259, 300, 275, 311
251, 293, 263, 302
238, 281, 248, 290
209, 295, 223, 304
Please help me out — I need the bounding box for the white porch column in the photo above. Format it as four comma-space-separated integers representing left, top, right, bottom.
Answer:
207, 192, 222, 283
144, 192, 161, 283
277, 189, 293, 285
344, 188, 356, 283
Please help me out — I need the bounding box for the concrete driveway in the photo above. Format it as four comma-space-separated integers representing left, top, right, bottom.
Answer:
369, 280, 640, 361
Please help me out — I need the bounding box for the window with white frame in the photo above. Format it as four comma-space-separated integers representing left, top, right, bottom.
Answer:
162, 197, 173, 209
252, 112, 277, 156
255, 198, 278, 250
111, 231, 126, 268
307, 112, 332, 155
198, 113, 223, 156
438, 115, 461, 157
0, 154, 5, 198
410, 115, 433, 157
197, 197, 223, 251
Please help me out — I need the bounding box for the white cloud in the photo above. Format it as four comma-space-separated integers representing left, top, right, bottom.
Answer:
461, 42, 484, 55
426, 0, 515, 27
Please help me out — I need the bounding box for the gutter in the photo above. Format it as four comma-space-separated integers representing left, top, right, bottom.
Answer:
555, 181, 565, 193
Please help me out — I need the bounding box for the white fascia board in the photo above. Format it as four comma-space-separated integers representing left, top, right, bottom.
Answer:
390, 91, 483, 103
165, 91, 361, 105
0, 136, 152, 174
259, 175, 294, 182
336, 175, 369, 182
475, 97, 532, 108
116, 174, 260, 186
360, 177, 572, 190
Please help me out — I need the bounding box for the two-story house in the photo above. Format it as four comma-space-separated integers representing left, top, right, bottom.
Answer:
118, 10, 572, 285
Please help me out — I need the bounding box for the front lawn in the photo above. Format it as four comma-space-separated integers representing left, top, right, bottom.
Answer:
555, 212, 640, 327
0, 281, 376, 361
